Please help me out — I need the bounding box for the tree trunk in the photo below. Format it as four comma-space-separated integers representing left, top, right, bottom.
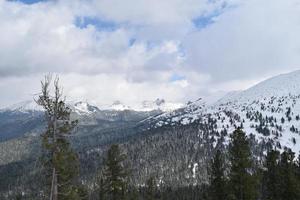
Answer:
51, 110, 58, 200
50, 168, 58, 200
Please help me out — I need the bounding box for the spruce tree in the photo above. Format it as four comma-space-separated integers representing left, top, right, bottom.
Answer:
145, 176, 157, 200
262, 150, 281, 200
296, 154, 300, 186
103, 144, 129, 200
278, 149, 300, 200
37, 75, 81, 200
228, 128, 257, 200
98, 176, 105, 200
209, 149, 227, 200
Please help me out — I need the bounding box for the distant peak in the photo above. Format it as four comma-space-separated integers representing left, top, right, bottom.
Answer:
154, 98, 166, 106
109, 101, 131, 111
112, 100, 122, 105
2, 100, 42, 113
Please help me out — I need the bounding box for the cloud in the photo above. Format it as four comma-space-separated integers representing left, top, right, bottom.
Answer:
0, 0, 300, 107
183, 0, 300, 81
0, 0, 193, 77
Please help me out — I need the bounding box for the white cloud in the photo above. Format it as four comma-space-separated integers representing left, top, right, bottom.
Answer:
183, 0, 300, 81
89, 0, 224, 25
0, 0, 300, 107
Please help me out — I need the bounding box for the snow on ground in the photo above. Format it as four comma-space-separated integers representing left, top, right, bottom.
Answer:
146, 70, 300, 155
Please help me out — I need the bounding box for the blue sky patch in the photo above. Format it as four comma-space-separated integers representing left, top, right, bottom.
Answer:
8, 0, 47, 4
193, 2, 228, 29
129, 38, 136, 46
170, 74, 185, 82
75, 16, 118, 31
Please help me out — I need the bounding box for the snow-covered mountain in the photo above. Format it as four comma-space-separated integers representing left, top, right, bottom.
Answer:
136, 98, 183, 112
144, 70, 300, 154
97, 99, 183, 112
70, 101, 100, 115
1, 98, 183, 115
0, 100, 98, 115
218, 70, 300, 104
0, 100, 43, 113
3, 70, 300, 191
102, 100, 132, 111
3, 70, 300, 153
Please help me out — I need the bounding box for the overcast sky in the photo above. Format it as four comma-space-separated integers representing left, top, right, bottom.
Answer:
0, 0, 300, 107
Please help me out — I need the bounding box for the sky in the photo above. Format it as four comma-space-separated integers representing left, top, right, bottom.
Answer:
0, 0, 300, 107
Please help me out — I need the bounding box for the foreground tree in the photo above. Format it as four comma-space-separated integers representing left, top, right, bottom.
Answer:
297, 154, 300, 185
209, 149, 227, 200
145, 176, 157, 200
278, 149, 300, 200
37, 75, 81, 200
102, 144, 129, 200
98, 176, 106, 200
262, 150, 281, 200
228, 128, 257, 200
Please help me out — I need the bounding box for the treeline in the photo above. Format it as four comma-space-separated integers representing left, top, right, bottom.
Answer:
208, 128, 300, 200
94, 129, 300, 200
92, 143, 209, 200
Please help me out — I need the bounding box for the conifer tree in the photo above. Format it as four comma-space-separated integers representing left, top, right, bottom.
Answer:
228, 128, 257, 200
145, 176, 157, 200
278, 149, 300, 200
98, 176, 105, 200
103, 144, 129, 200
262, 150, 281, 200
209, 149, 227, 200
296, 154, 300, 185
37, 75, 81, 200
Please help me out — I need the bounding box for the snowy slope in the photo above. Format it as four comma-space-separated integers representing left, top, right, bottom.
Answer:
145, 70, 300, 154
0, 100, 43, 113
218, 70, 300, 104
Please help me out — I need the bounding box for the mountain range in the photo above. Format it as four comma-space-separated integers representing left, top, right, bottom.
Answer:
0, 98, 183, 114
1, 70, 300, 194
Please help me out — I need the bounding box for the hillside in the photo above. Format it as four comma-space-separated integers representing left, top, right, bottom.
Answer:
1, 70, 300, 197
144, 70, 300, 154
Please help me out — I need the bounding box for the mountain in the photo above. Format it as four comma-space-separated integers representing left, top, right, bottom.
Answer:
139, 98, 183, 112
96, 99, 183, 112
107, 100, 131, 111
2, 70, 300, 197
217, 70, 300, 103
0, 99, 175, 141
1, 98, 182, 114
0, 100, 43, 113
144, 70, 300, 154
71, 101, 100, 115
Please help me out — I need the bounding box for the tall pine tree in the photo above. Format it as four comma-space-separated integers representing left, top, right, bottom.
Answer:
102, 144, 129, 200
209, 149, 227, 200
145, 176, 157, 200
37, 75, 82, 200
262, 150, 281, 200
296, 154, 300, 188
228, 128, 257, 200
278, 149, 300, 200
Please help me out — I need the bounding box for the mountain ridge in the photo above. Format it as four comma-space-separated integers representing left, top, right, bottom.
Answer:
0, 98, 183, 114
143, 70, 300, 154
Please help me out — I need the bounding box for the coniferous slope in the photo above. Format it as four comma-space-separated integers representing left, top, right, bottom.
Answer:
1, 70, 300, 199
144, 70, 300, 154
